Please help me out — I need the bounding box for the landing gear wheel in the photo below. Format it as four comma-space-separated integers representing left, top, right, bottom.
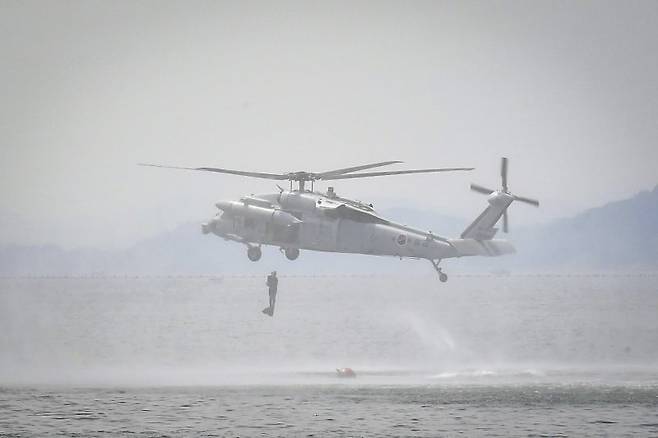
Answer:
247, 246, 262, 262
429, 259, 447, 282
284, 247, 300, 261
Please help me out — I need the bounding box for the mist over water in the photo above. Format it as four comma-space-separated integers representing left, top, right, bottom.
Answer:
2, 276, 657, 386
2, 276, 658, 436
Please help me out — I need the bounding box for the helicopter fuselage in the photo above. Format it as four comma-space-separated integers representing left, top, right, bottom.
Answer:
203, 189, 458, 261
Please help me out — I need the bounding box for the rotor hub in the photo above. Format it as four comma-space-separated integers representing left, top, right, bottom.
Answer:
286, 171, 316, 182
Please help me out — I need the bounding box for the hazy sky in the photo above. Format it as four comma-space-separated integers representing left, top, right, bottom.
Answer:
1, 1, 657, 249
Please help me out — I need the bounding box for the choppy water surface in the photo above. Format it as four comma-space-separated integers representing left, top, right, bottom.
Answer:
1, 275, 657, 436
2, 384, 658, 437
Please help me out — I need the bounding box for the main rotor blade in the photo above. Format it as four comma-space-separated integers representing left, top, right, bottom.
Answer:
501, 157, 508, 192
470, 183, 495, 195
320, 167, 474, 180
138, 163, 289, 180
502, 210, 509, 233
318, 161, 403, 177
513, 195, 540, 207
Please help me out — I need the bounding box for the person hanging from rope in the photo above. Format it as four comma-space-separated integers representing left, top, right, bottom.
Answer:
262, 271, 278, 316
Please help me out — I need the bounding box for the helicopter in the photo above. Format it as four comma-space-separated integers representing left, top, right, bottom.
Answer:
140, 157, 538, 282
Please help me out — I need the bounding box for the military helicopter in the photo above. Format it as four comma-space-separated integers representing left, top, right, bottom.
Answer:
140, 157, 538, 282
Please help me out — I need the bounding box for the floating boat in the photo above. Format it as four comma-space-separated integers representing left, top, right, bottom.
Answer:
336, 367, 356, 378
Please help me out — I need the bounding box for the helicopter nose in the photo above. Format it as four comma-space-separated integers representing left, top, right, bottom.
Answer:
215, 200, 232, 211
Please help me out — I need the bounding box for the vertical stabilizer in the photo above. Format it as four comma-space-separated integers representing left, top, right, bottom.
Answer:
460, 193, 513, 240
461, 157, 539, 241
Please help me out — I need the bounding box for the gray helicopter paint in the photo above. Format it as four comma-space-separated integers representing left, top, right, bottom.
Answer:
461, 193, 514, 240
148, 158, 537, 276
206, 189, 487, 260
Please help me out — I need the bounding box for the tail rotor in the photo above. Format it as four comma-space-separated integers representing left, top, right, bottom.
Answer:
470, 157, 539, 233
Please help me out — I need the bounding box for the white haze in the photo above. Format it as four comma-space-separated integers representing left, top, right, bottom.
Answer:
2, 277, 657, 386
1, 1, 657, 249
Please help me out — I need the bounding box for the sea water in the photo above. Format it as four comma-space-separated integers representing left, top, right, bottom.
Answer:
1, 275, 657, 436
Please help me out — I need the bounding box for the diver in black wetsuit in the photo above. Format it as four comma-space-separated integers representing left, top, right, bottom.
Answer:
262, 271, 278, 316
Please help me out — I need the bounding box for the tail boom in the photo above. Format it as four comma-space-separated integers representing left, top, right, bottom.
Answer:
447, 238, 516, 257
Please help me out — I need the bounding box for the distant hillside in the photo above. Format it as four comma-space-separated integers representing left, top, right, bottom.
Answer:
516, 185, 658, 270
0, 187, 656, 275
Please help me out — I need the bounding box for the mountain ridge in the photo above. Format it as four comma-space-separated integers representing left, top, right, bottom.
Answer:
1, 185, 656, 275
